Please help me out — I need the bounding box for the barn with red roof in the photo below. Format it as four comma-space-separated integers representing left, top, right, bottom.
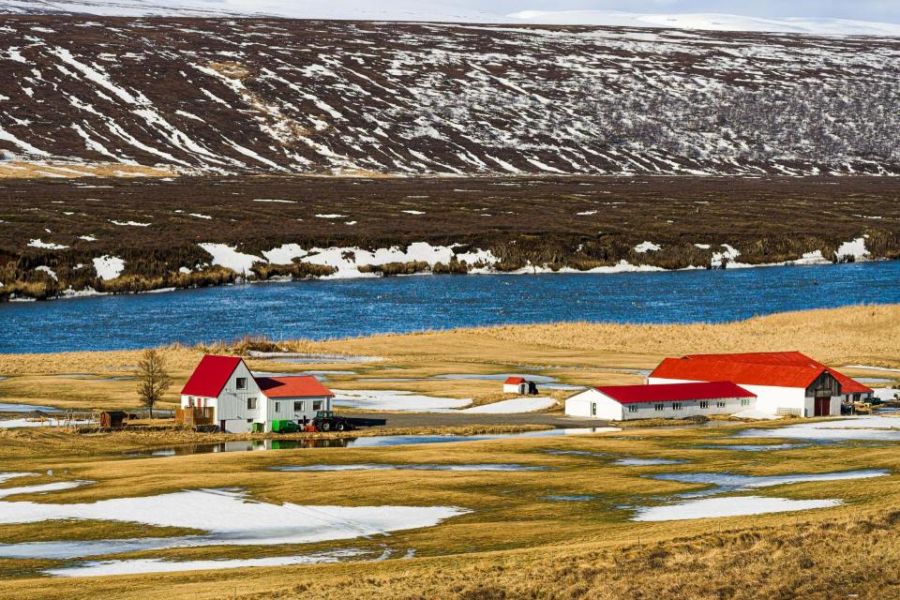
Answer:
648, 351, 871, 418
179, 355, 334, 433
565, 381, 757, 421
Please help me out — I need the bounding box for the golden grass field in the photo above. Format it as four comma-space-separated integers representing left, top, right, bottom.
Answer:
0, 305, 898, 599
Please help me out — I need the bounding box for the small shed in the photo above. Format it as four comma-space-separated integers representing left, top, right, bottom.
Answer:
100, 411, 128, 429
503, 377, 538, 395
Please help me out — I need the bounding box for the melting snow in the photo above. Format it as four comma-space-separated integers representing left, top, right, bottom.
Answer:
632, 496, 841, 522
92, 255, 124, 280
28, 239, 68, 250
332, 389, 471, 412
633, 241, 661, 253
461, 397, 556, 414
198, 243, 263, 274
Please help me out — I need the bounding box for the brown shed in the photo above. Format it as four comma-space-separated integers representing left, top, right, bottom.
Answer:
100, 411, 128, 429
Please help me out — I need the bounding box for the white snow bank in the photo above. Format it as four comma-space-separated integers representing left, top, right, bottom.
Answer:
835, 237, 870, 261
873, 388, 899, 402
738, 416, 900, 441
92, 255, 124, 280
0, 483, 467, 558
77, 235, 97, 242
332, 389, 471, 412
0, 417, 93, 429
28, 239, 68, 250
35, 266, 57, 281
198, 243, 263, 274
461, 397, 556, 414
732, 409, 782, 420
633, 496, 841, 522
47, 549, 364, 578
633, 241, 660, 254
109, 220, 151, 227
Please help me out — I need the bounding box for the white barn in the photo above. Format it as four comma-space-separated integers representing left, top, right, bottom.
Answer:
648, 352, 871, 418
565, 381, 756, 421
503, 376, 538, 395
180, 355, 334, 433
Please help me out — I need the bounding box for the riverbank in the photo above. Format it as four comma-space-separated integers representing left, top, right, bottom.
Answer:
2, 175, 897, 302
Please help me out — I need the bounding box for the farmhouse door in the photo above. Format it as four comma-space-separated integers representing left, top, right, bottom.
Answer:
814, 397, 830, 417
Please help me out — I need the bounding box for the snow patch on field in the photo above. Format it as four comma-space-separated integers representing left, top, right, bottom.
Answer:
198, 243, 262, 274
47, 549, 365, 577
109, 220, 151, 227
738, 416, 900, 441
35, 266, 57, 280
92, 255, 124, 280
28, 239, 68, 250
835, 237, 870, 261
633, 241, 661, 253
332, 389, 471, 412
461, 397, 556, 414
0, 481, 467, 569
633, 496, 841, 522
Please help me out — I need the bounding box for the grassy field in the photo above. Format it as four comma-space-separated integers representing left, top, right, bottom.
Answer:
0, 305, 898, 598
3, 175, 898, 299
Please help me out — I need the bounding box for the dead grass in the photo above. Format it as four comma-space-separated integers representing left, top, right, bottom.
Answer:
0, 162, 175, 179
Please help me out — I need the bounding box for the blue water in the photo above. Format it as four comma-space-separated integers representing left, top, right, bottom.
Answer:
1, 261, 897, 354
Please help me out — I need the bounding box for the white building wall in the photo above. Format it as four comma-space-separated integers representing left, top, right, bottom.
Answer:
648, 377, 805, 417
565, 390, 623, 420
503, 383, 525, 394
263, 395, 332, 430
214, 361, 264, 433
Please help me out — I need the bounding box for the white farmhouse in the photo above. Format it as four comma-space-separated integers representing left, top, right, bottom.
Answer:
180, 355, 334, 433
648, 352, 872, 418
565, 381, 756, 421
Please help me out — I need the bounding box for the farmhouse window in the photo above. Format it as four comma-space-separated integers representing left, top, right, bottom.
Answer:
236, 377, 247, 390
699, 401, 709, 409
275, 402, 281, 412
294, 401, 305, 412
654, 403, 664, 411
628, 405, 638, 413
313, 401, 323, 411
741, 398, 751, 406
717, 401, 726, 408
247, 397, 257, 410
591, 403, 597, 416
672, 402, 682, 410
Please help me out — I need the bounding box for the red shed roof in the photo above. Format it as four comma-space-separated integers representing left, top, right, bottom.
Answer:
256, 376, 334, 398
595, 381, 755, 405
181, 355, 243, 397
505, 377, 526, 384
675, 352, 872, 393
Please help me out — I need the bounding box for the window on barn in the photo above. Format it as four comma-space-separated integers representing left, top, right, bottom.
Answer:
591, 403, 597, 416
741, 398, 751, 406
275, 402, 281, 412
654, 403, 664, 411
699, 401, 709, 409
672, 402, 682, 410
247, 397, 256, 410
717, 401, 726, 408
236, 377, 247, 390
313, 401, 323, 411
294, 401, 305, 412
628, 405, 638, 413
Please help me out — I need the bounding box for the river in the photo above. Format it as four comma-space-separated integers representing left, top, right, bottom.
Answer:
1, 261, 897, 353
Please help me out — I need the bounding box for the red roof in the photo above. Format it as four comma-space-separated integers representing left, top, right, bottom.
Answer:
181, 355, 243, 397
651, 357, 825, 389
678, 352, 872, 393
256, 376, 333, 398
505, 377, 526, 384
595, 381, 755, 405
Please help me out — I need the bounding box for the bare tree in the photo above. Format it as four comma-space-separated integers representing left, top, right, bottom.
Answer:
137, 349, 171, 418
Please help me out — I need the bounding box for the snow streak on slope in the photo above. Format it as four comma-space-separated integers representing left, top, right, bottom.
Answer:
2, 1, 899, 36
0, 17, 897, 176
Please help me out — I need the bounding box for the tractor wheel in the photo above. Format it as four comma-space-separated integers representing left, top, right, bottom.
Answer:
336, 422, 346, 431
321, 422, 331, 432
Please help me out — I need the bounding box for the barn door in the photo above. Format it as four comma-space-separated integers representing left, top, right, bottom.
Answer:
814, 397, 830, 416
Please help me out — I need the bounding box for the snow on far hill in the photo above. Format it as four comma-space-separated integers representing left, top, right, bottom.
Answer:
1, 1, 897, 36
509, 11, 900, 37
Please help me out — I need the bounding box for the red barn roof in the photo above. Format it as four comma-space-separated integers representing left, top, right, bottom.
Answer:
505, 377, 526, 385
674, 352, 872, 393
256, 376, 334, 398
595, 381, 755, 405
651, 357, 826, 389
181, 355, 243, 397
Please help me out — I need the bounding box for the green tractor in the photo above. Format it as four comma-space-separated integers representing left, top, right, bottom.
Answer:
312, 410, 355, 432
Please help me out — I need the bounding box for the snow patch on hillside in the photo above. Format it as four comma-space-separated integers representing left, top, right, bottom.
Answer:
92, 255, 124, 280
